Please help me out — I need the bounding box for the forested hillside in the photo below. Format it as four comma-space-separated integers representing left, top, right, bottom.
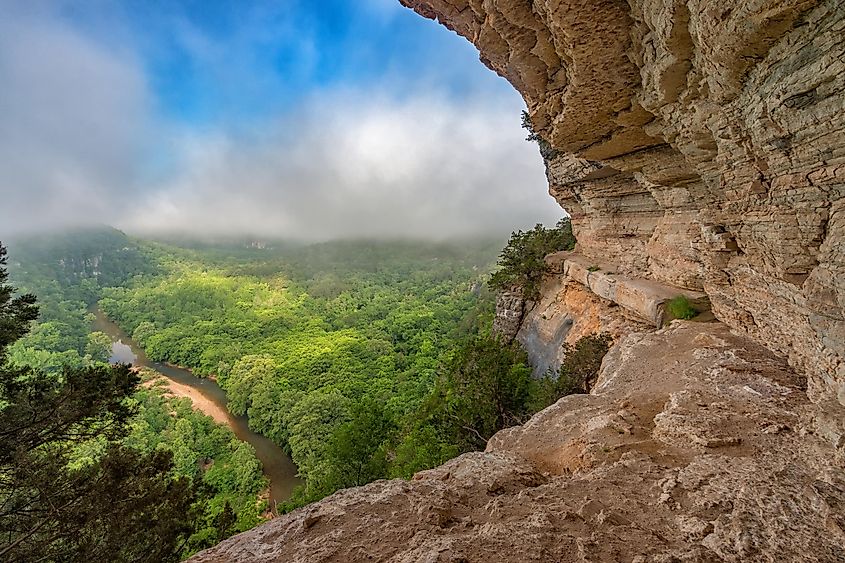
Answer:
5, 228, 156, 372
98, 237, 505, 508
3, 229, 268, 559
3, 223, 597, 560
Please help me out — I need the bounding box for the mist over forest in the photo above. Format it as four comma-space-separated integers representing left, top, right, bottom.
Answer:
3, 0, 841, 560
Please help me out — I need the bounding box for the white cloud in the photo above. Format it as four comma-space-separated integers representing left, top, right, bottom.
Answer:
123, 90, 561, 240
0, 4, 562, 241
0, 5, 153, 235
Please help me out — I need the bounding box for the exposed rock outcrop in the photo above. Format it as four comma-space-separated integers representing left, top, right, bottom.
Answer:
190, 323, 845, 562
401, 0, 845, 423
492, 286, 527, 343
504, 253, 652, 376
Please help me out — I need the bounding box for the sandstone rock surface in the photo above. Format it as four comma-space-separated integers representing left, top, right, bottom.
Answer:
510, 275, 650, 376
190, 323, 845, 562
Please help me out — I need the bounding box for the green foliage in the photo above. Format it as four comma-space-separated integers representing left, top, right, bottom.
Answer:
587, 265, 600, 272
0, 244, 38, 359
127, 373, 267, 554
284, 390, 350, 482
279, 397, 397, 510
389, 424, 459, 479
559, 333, 613, 393
3, 226, 620, 557
13, 232, 591, 538
8, 227, 155, 299
323, 397, 396, 489
4, 228, 616, 554
532, 333, 613, 409
440, 334, 534, 449
399, 333, 534, 455
488, 219, 575, 300
6, 228, 158, 359
86, 330, 113, 362
390, 332, 611, 481
214, 501, 236, 542
2, 236, 272, 559
521, 110, 559, 160
666, 295, 697, 320
96, 239, 500, 508
0, 242, 195, 563
226, 354, 278, 414
4, 443, 196, 563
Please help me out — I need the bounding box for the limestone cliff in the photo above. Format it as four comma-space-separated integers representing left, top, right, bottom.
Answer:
189, 2, 845, 561
495, 253, 653, 376
402, 0, 845, 419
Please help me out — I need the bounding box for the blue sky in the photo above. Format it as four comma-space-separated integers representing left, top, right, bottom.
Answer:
55, 0, 509, 127
0, 1, 561, 238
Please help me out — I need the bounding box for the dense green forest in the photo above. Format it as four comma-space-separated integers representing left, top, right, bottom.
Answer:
2, 230, 268, 559
128, 369, 267, 550
1, 239, 195, 562
5, 229, 153, 372
2, 221, 607, 560
95, 234, 505, 507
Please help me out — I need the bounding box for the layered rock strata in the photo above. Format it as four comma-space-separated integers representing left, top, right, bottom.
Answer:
512, 279, 650, 376
494, 251, 656, 375
190, 322, 845, 562
495, 250, 710, 376
400, 0, 845, 417
549, 251, 709, 327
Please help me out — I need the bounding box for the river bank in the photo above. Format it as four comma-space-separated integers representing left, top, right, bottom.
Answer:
91, 308, 301, 511
141, 373, 230, 425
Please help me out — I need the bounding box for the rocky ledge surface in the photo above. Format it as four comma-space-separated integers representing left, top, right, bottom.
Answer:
190, 322, 845, 562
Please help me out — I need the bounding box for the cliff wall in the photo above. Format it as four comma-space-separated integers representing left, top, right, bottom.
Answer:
494, 253, 652, 376
401, 0, 845, 418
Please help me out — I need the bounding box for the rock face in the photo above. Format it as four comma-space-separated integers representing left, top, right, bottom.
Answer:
504, 253, 652, 376
400, 0, 845, 418
190, 323, 845, 562
492, 286, 527, 343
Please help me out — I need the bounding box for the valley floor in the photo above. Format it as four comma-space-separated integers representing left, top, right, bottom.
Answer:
144, 375, 230, 425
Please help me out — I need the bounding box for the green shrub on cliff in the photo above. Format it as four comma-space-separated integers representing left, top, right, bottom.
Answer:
388, 332, 534, 469
558, 333, 613, 394
434, 333, 534, 451
667, 295, 697, 320
521, 110, 559, 160
391, 331, 612, 477
488, 218, 576, 300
